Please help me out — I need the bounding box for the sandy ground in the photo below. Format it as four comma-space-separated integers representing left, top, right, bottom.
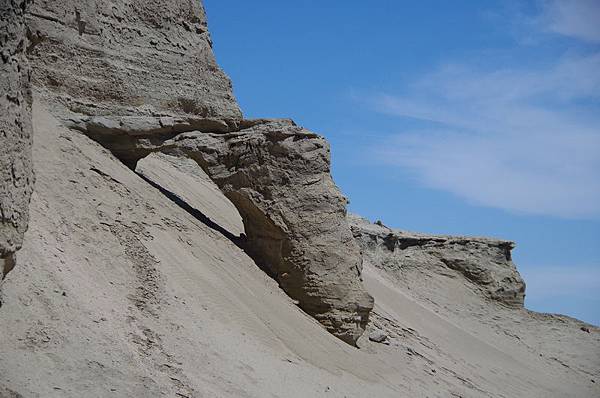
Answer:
1, 101, 598, 397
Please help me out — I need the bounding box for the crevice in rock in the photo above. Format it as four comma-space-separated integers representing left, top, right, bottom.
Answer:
1, 253, 16, 280
79, 130, 176, 170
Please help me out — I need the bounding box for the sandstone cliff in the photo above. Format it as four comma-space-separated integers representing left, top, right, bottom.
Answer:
161, 121, 374, 344
17, 0, 374, 344
27, 0, 241, 121
349, 214, 526, 307
0, 0, 33, 277
1, 0, 599, 397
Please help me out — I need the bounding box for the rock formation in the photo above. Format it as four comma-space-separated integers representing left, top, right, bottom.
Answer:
26, 0, 242, 168
26, 0, 241, 121
0, 0, 33, 278
1, 0, 599, 397
160, 120, 374, 344
349, 214, 526, 307
19, 0, 374, 344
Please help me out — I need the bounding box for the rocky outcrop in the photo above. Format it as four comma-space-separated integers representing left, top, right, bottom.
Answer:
2, 1, 599, 396
26, 0, 241, 121
0, 0, 34, 277
349, 214, 526, 307
24, 0, 374, 344
160, 120, 374, 345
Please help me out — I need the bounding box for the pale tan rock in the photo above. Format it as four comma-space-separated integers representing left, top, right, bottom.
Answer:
164, 120, 374, 345
26, 0, 241, 122
0, 0, 34, 274
349, 214, 526, 307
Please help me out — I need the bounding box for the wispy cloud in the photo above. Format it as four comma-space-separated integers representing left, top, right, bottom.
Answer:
520, 263, 600, 324
520, 264, 600, 300
367, 3, 600, 219
538, 0, 600, 43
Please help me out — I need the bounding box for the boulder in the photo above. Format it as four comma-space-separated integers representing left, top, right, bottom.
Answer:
368, 329, 388, 343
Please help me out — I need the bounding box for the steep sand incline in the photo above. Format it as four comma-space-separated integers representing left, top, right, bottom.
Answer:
361, 265, 599, 397
1, 102, 598, 397
135, 152, 245, 238
0, 102, 403, 397
351, 214, 600, 390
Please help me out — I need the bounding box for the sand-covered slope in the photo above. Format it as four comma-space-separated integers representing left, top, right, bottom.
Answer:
353, 215, 600, 397
1, 102, 599, 397
0, 102, 393, 397
2, 1, 599, 396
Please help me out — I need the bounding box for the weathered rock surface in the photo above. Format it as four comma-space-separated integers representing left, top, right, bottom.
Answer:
349, 214, 526, 307
162, 120, 374, 345
22, 0, 374, 345
2, 104, 597, 398
26, 0, 241, 121
0, 102, 401, 398
136, 152, 244, 238
0, 0, 33, 276
2, 1, 598, 396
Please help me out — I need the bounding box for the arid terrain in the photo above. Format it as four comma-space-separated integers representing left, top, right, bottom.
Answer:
1, 1, 599, 397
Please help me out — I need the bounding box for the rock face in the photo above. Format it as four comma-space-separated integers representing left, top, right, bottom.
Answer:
23, 0, 374, 344
349, 214, 526, 307
26, 0, 241, 121
25, 0, 243, 168
162, 120, 374, 345
0, 0, 34, 277
2, 1, 600, 396
0, 103, 397, 398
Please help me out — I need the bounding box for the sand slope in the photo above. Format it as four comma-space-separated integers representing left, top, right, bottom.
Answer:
1, 102, 598, 397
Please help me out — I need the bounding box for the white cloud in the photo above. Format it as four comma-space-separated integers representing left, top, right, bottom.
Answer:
520, 263, 600, 325
370, 52, 600, 219
540, 0, 600, 43
520, 264, 600, 300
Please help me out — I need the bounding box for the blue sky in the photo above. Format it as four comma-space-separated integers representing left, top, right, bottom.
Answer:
204, 0, 600, 325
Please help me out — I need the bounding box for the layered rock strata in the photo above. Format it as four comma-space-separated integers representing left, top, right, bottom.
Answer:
23, 0, 374, 344
0, 0, 34, 277
160, 120, 375, 344
26, 0, 241, 121
349, 214, 526, 307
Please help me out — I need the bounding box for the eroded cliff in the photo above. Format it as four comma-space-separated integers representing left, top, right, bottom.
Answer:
26, 0, 241, 121
1, 1, 599, 397
17, 0, 374, 344
349, 214, 526, 307
0, 0, 33, 277
161, 120, 374, 344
